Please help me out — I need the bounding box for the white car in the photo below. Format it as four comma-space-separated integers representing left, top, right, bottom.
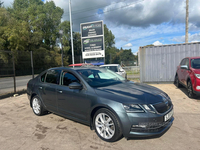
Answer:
100, 64, 127, 78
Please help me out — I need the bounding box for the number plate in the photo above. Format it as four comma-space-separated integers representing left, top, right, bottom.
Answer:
164, 109, 173, 122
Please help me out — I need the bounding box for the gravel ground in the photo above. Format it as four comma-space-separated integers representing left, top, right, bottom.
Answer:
0, 84, 200, 150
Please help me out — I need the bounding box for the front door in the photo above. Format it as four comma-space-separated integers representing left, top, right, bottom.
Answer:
57, 71, 90, 121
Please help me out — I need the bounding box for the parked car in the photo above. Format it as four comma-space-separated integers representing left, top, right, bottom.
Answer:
27, 67, 174, 142
68, 63, 93, 67
175, 57, 200, 98
100, 64, 126, 78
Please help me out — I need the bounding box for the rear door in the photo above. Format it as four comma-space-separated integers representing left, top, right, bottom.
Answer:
38, 69, 61, 112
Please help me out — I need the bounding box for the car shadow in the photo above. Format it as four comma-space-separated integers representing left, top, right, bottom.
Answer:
173, 84, 200, 100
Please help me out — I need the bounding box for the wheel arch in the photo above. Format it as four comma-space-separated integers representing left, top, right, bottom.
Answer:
89, 104, 123, 131
30, 93, 37, 107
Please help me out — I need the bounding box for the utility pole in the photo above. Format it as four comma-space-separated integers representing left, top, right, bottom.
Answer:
69, 0, 74, 66
185, 0, 189, 43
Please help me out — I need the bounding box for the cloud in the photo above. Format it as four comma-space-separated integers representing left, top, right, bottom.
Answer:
153, 41, 163, 46
171, 32, 200, 43
123, 43, 133, 47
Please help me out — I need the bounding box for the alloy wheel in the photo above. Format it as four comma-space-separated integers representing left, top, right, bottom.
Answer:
32, 98, 41, 114
95, 113, 115, 139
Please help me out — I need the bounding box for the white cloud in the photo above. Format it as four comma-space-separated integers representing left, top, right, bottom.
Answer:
153, 41, 163, 46
172, 32, 200, 43
123, 43, 133, 47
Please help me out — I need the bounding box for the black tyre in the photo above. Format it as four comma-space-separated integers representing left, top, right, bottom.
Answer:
32, 96, 47, 116
187, 81, 196, 99
93, 108, 122, 142
175, 75, 181, 88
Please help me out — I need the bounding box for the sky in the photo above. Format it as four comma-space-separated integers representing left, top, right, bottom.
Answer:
3, 0, 200, 54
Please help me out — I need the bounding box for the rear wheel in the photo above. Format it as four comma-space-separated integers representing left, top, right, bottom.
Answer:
187, 81, 196, 98
93, 108, 122, 142
32, 96, 47, 116
175, 75, 181, 88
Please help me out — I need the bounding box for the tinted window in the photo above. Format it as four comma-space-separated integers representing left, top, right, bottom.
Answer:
191, 58, 200, 69
41, 72, 46, 82
61, 72, 79, 86
45, 70, 61, 84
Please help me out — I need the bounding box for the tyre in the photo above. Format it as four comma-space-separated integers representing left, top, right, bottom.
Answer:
93, 108, 122, 142
175, 75, 181, 88
32, 96, 47, 116
187, 81, 196, 99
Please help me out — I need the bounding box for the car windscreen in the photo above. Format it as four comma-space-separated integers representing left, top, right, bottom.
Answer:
191, 59, 200, 69
101, 66, 118, 72
76, 68, 125, 87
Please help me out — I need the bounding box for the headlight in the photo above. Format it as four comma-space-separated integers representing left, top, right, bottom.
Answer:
195, 74, 200, 79
123, 104, 144, 113
142, 104, 156, 113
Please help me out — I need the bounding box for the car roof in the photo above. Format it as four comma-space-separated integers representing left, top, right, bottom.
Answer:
100, 64, 119, 67
48, 66, 100, 71
187, 56, 200, 59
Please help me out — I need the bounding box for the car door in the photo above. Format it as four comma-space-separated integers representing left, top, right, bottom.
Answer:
57, 71, 90, 121
38, 69, 61, 112
182, 58, 189, 86
178, 58, 186, 83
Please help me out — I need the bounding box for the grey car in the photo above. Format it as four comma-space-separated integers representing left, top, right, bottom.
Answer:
27, 67, 174, 142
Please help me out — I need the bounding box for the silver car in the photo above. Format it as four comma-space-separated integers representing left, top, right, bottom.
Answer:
100, 64, 126, 78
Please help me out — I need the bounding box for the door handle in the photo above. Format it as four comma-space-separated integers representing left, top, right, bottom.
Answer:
57, 90, 62, 94
39, 87, 42, 90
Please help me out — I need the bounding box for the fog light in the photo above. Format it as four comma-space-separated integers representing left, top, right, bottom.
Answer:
132, 124, 147, 128
196, 86, 200, 90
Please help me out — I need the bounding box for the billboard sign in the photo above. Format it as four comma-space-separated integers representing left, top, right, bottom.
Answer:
81, 20, 105, 59
81, 21, 103, 37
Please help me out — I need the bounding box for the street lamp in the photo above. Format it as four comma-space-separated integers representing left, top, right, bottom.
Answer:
59, 30, 64, 67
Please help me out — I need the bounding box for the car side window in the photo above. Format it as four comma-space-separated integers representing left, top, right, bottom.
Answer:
45, 70, 61, 84
41, 72, 46, 82
61, 72, 79, 86
185, 58, 189, 67
180, 59, 185, 65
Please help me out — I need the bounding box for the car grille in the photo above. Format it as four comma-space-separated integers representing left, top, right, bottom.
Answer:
152, 100, 172, 113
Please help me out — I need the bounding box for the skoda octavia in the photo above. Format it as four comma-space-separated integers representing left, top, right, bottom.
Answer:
27, 67, 174, 142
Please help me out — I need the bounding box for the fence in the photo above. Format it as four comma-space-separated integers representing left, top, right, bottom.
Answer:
0, 50, 80, 98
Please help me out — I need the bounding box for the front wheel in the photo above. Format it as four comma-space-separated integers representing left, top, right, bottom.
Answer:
187, 81, 196, 98
93, 108, 122, 142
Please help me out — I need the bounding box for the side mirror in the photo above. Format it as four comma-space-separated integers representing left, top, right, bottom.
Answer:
119, 68, 124, 72
181, 65, 188, 70
69, 82, 82, 89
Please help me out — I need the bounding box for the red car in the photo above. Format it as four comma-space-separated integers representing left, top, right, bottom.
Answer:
175, 57, 200, 98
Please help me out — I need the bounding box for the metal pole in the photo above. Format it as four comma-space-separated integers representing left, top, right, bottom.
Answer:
61, 37, 64, 67
185, 0, 189, 43
30, 51, 34, 79
69, 0, 74, 67
12, 52, 16, 93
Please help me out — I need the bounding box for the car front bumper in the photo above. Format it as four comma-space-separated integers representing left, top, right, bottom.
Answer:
117, 107, 174, 138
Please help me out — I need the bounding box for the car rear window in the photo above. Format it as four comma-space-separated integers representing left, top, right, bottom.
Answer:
45, 70, 61, 84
